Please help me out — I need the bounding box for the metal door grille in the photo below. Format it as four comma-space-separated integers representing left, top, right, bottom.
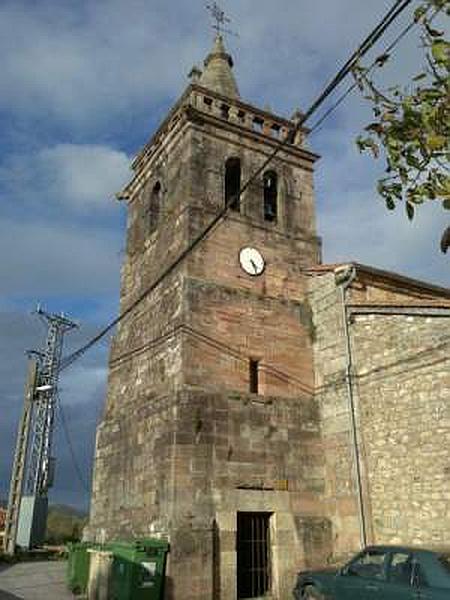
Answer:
237, 512, 271, 598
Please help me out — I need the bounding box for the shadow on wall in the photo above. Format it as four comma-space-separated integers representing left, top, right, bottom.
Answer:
164, 576, 174, 600
294, 516, 333, 568
0, 591, 23, 600
213, 519, 221, 599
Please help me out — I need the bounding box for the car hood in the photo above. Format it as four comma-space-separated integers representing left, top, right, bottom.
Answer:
295, 567, 341, 592
300, 567, 339, 577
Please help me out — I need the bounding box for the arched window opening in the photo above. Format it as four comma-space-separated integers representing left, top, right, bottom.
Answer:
225, 157, 241, 211
263, 171, 278, 222
149, 181, 161, 232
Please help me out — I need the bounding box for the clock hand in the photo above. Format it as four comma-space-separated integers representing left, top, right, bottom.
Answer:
250, 258, 258, 273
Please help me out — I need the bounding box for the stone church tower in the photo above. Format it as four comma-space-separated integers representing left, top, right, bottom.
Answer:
88, 35, 331, 598
88, 30, 450, 600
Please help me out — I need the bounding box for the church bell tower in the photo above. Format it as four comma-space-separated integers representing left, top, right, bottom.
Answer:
88, 33, 330, 599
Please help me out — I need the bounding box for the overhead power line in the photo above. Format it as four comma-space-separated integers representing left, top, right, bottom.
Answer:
59, 0, 414, 373
56, 392, 90, 494
309, 2, 443, 134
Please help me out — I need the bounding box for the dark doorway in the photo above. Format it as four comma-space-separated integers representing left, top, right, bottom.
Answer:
237, 512, 272, 598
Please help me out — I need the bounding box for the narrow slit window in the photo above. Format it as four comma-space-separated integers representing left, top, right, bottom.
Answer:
249, 359, 259, 394
149, 181, 161, 232
263, 171, 278, 222
225, 157, 241, 211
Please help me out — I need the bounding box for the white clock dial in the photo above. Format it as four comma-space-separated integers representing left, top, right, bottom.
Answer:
239, 247, 265, 276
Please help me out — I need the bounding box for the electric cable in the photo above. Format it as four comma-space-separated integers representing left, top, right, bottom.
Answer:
55, 392, 90, 494
309, 3, 443, 134
309, 23, 416, 134
59, 0, 415, 373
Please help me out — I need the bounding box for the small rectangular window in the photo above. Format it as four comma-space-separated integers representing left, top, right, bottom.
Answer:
249, 359, 259, 394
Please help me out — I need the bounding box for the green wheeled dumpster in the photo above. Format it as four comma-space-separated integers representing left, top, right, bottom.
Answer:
67, 542, 98, 595
109, 538, 169, 600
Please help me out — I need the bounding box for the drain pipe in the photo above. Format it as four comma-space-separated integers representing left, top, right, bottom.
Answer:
334, 265, 367, 549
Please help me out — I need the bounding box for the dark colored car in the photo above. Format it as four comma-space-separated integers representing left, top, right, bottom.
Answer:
293, 545, 450, 599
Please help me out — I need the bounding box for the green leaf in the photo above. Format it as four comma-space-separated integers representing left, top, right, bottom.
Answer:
428, 135, 447, 150
390, 183, 403, 200
412, 72, 427, 81
431, 40, 450, 64
406, 202, 415, 220
399, 167, 408, 185
365, 122, 383, 134
414, 5, 427, 22
385, 197, 396, 210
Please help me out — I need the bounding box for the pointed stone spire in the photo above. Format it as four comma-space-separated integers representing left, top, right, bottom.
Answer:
198, 35, 240, 99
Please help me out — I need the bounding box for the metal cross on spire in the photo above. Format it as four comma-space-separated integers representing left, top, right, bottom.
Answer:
206, 2, 238, 37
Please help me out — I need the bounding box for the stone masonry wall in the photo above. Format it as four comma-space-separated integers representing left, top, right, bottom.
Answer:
88, 385, 330, 599
309, 273, 361, 559
351, 311, 450, 546
184, 277, 315, 398
89, 84, 327, 598
310, 270, 450, 560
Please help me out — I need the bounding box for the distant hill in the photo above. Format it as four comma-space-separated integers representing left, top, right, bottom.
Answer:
46, 504, 88, 544
49, 504, 87, 520
0, 498, 88, 543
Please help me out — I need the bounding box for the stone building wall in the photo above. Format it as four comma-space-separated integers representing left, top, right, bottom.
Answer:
183, 277, 314, 397
309, 267, 450, 561
309, 272, 361, 559
350, 310, 450, 546
88, 383, 331, 599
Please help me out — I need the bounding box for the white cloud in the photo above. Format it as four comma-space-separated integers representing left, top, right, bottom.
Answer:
319, 186, 449, 285
0, 217, 123, 296
60, 364, 108, 407
1, 144, 131, 213
0, 0, 413, 126
0, 0, 202, 128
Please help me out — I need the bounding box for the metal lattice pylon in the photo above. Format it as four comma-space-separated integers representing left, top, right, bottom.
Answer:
3, 307, 77, 554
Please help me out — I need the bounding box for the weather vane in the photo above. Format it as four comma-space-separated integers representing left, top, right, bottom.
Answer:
206, 2, 238, 37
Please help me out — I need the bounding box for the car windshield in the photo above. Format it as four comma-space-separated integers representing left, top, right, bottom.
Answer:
439, 554, 450, 574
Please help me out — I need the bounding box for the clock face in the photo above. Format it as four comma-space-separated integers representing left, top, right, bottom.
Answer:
239, 247, 265, 276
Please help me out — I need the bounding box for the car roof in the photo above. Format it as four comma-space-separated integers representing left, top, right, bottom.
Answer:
364, 545, 450, 556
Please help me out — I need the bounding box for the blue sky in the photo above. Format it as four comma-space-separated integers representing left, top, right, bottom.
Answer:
0, 0, 448, 511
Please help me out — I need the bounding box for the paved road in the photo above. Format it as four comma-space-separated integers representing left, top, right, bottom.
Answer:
0, 561, 75, 600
